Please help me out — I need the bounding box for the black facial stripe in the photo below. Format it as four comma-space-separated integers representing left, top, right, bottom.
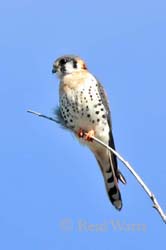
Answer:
59, 58, 70, 73
73, 59, 77, 68
60, 64, 66, 73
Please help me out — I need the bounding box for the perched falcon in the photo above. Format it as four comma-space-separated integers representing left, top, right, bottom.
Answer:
52, 55, 126, 210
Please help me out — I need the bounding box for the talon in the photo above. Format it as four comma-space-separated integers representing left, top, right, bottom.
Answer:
77, 128, 85, 138
85, 130, 95, 142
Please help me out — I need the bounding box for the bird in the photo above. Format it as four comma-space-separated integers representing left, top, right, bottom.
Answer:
52, 55, 126, 210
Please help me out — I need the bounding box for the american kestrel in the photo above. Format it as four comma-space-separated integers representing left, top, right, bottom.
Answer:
52, 55, 126, 210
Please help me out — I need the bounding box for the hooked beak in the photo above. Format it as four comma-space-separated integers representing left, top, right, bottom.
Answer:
52, 63, 58, 74
52, 67, 57, 74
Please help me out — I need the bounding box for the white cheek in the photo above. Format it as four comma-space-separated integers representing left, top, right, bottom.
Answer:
65, 62, 74, 73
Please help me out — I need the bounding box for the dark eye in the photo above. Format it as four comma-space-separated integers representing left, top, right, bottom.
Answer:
59, 58, 66, 65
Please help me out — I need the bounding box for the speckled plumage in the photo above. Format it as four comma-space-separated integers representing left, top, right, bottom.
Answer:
52, 55, 126, 210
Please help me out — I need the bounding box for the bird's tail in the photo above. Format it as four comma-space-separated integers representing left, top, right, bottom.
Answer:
94, 147, 126, 210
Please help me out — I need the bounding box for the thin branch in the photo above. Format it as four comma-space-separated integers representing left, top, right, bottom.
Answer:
27, 110, 59, 123
27, 109, 166, 224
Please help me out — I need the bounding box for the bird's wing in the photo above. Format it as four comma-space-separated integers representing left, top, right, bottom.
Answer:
97, 81, 126, 183
94, 81, 126, 210
97, 82, 118, 171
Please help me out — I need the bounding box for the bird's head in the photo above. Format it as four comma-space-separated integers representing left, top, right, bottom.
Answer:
52, 55, 87, 78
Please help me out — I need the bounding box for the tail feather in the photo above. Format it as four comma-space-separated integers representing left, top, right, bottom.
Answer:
96, 151, 123, 210
106, 156, 123, 210
90, 129, 126, 210
107, 129, 126, 210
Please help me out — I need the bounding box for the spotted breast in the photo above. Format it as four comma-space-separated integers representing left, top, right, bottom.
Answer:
59, 71, 110, 146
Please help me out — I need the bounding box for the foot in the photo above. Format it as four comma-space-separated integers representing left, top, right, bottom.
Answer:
77, 129, 94, 142
77, 128, 85, 138
84, 130, 95, 142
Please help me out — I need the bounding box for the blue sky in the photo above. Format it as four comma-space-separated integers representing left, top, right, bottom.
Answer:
0, 0, 166, 249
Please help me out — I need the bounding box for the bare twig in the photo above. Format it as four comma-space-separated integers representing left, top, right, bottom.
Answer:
27, 110, 59, 123
27, 109, 166, 224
